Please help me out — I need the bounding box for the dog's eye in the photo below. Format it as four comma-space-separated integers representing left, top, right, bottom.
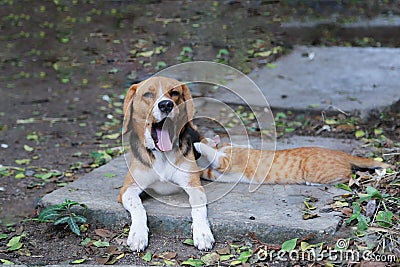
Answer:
143, 92, 155, 98
169, 91, 180, 97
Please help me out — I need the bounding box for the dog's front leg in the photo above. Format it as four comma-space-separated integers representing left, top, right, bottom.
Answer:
122, 185, 148, 251
183, 185, 214, 250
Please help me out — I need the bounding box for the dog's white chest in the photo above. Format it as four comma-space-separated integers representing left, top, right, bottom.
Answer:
152, 151, 179, 182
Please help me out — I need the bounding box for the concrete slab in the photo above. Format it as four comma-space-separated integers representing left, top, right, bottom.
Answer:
40, 155, 345, 244
40, 136, 365, 244
212, 46, 400, 117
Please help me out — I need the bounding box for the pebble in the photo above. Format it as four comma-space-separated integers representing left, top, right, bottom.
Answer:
25, 170, 35, 176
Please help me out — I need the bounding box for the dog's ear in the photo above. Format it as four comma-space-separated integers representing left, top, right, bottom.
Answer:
122, 83, 138, 135
181, 83, 195, 128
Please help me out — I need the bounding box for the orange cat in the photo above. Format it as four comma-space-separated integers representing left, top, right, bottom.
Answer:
194, 136, 391, 185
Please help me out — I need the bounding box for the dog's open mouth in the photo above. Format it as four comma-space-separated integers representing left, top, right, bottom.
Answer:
151, 118, 174, 152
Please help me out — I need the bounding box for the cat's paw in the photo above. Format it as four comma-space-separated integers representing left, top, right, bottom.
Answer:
193, 142, 203, 154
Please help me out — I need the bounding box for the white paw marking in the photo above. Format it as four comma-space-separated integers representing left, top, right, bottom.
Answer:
127, 224, 149, 252
192, 222, 214, 251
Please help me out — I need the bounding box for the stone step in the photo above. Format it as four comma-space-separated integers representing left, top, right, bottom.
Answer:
40, 136, 362, 245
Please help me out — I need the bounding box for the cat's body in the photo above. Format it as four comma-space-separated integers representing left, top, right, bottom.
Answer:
194, 138, 391, 185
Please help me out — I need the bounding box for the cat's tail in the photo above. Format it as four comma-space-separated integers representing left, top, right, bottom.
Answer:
349, 155, 392, 170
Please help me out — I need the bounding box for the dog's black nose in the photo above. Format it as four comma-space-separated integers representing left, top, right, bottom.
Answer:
158, 100, 174, 114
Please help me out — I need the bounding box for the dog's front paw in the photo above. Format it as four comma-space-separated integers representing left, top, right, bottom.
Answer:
192, 223, 214, 250
127, 224, 149, 252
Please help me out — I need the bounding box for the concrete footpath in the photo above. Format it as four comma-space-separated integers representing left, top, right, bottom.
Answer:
213, 46, 400, 117
40, 136, 360, 244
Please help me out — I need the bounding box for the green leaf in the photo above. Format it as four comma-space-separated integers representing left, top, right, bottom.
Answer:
335, 183, 352, 192
366, 186, 382, 199
141, 252, 152, 262
374, 128, 383, 136
183, 238, 194, 246
26, 133, 39, 144
17, 118, 37, 124
237, 249, 252, 263
355, 130, 365, 138
230, 260, 242, 266
376, 211, 393, 228
7, 242, 23, 251
15, 158, 31, 165
7, 236, 21, 247
80, 237, 91, 246
254, 51, 272, 57
54, 216, 70, 225
0, 259, 15, 265
275, 112, 287, 120
181, 47, 193, 55
303, 200, 316, 210
181, 258, 204, 266
103, 133, 120, 140
68, 217, 81, 236
23, 144, 34, 152
15, 172, 25, 179
281, 238, 298, 252
156, 61, 167, 70
325, 118, 338, 125
137, 50, 154, 57
70, 259, 86, 264
104, 173, 116, 178
7, 236, 23, 251
38, 210, 59, 221
63, 199, 80, 208
347, 201, 364, 225
219, 254, 233, 261
0, 233, 8, 239
300, 242, 311, 251
38, 205, 63, 221
284, 127, 295, 133
35, 172, 53, 180
115, 108, 123, 115
163, 259, 176, 266
357, 214, 370, 231
73, 215, 87, 224
92, 240, 109, 248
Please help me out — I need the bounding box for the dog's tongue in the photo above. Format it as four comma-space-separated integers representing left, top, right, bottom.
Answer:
156, 127, 173, 151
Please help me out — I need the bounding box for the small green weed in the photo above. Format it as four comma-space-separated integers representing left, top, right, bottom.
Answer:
38, 199, 87, 236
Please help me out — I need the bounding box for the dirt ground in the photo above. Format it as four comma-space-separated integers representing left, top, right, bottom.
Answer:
0, 0, 400, 266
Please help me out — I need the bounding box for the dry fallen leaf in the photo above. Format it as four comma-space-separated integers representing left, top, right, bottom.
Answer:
94, 228, 115, 238
160, 251, 177, 260
342, 207, 353, 217
217, 246, 231, 255
365, 199, 376, 218
303, 212, 320, 220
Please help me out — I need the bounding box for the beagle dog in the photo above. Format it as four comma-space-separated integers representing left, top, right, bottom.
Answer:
118, 76, 214, 251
